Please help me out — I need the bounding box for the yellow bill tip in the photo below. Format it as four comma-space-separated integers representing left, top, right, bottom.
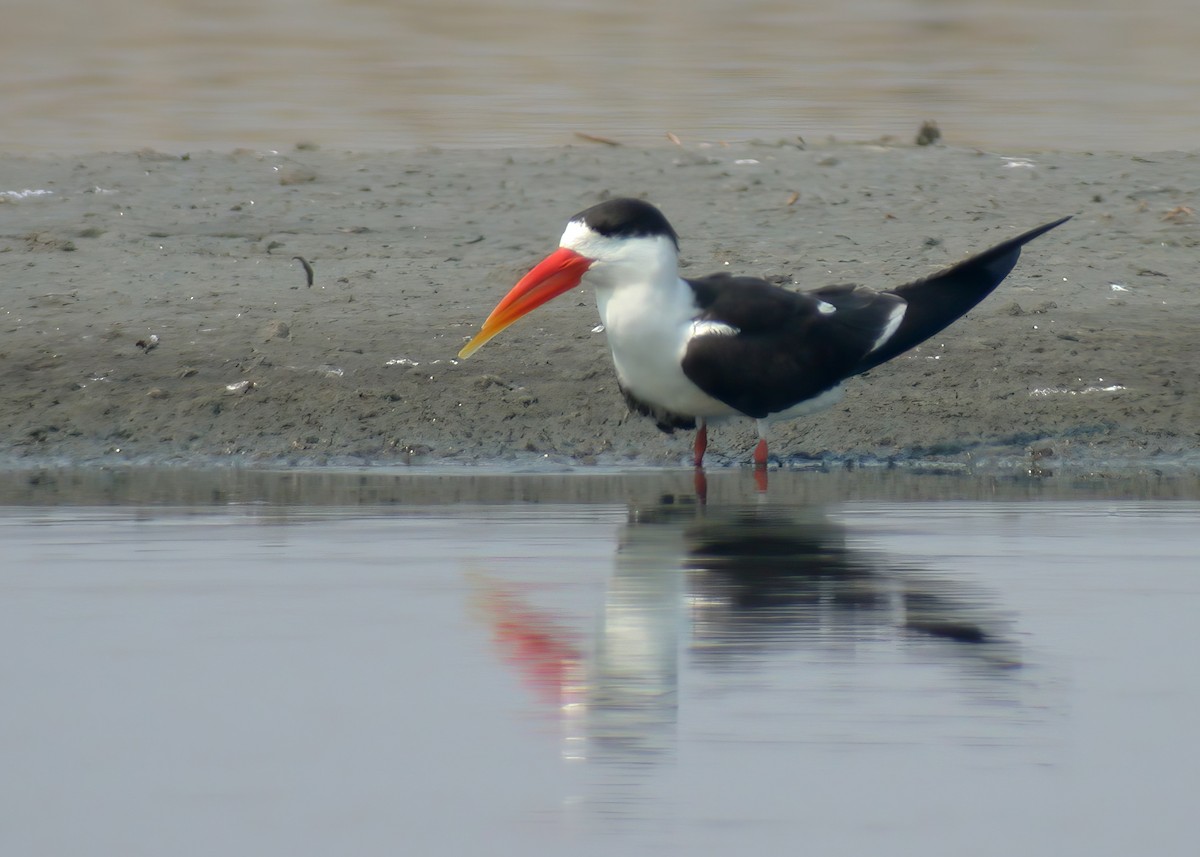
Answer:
457, 323, 503, 360
457, 337, 484, 360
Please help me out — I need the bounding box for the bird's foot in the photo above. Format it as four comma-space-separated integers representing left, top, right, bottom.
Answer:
692, 423, 708, 468
752, 439, 771, 493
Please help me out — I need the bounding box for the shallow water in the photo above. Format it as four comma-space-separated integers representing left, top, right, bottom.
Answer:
2, 0, 1197, 154
2, 469, 1198, 854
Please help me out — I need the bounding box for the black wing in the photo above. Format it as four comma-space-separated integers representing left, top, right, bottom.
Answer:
681, 216, 1071, 419
855, 215, 1071, 372
681, 275, 906, 418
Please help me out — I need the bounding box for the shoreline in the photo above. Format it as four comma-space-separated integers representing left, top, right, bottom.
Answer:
2, 143, 1197, 473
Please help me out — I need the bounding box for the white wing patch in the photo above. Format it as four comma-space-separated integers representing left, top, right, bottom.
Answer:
816, 300, 837, 315
689, 319, 740, 339
869, 302, 907, 353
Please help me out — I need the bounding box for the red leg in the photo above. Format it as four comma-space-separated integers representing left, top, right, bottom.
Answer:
693, 468, 708, 504
692, 421, 708, 468
753, 437, 769, 468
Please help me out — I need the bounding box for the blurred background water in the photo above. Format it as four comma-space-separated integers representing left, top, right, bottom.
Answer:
2, 0, 1197, 154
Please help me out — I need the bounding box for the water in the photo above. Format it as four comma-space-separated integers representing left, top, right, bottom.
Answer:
2, 469, 1198, 855
1, 0, 1197, 154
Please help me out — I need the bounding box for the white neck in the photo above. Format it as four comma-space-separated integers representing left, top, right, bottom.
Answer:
583, 234, 684, 328
581, 237, 716, 415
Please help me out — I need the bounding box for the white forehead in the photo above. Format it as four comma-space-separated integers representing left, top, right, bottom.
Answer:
559, 218, 676, 263
559, 218, 606, 255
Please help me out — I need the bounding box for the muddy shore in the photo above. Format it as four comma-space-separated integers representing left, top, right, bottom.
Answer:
1, 143, 1197, 473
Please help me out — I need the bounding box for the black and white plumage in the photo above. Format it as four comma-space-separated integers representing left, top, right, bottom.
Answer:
459, 198, 1069, 467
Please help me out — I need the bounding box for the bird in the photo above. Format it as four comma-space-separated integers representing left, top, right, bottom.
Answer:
458, 198, 1069, 468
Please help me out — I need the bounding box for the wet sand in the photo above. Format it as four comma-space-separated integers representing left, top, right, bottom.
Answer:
2, 143, 1198, 472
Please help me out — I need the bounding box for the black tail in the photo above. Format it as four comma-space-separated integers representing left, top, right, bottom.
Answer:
855, 215, 1071, 373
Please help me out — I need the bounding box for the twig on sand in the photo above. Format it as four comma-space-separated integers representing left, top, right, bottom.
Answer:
574, 132, 621, 147
292, 255, 315, 287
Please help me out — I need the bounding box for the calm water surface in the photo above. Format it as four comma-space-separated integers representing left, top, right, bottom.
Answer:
2, 470, 1198, 855
1, 0, 1197, 154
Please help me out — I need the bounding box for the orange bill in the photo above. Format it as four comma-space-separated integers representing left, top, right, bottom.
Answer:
458, 247, 593, 359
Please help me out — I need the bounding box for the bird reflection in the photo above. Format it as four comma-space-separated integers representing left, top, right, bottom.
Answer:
677, 504, 1015, 661
472, 500, 1019, 768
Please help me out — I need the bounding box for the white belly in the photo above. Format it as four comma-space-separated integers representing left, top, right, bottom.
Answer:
767, 384, 845, 421
612, 344, 740, 419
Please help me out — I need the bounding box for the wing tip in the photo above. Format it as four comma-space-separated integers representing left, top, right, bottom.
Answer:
1004, 214, 1073, 250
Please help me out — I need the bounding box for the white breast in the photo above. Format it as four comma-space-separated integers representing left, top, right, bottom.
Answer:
595, 278, 740, 420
